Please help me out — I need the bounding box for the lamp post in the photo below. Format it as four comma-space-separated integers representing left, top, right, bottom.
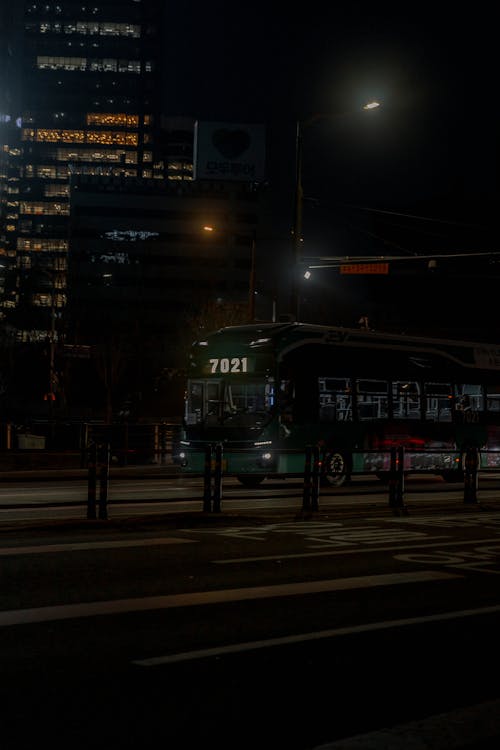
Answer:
290, 119, 303, 320
248, 232, 256, 323
203, 224, 257, 323
290, 101, 381, 321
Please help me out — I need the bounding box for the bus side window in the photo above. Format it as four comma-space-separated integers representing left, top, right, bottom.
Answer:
356, 379, 389, 420
486, 385, 500, 413
392, 381, 420, 419
454, 384, 483, 419
318, 377, 352, 422
424, 382, 452, 422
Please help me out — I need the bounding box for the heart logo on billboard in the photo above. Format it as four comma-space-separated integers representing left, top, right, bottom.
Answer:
212, 129, 251, 159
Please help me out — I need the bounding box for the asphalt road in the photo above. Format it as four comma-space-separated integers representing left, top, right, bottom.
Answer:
1, 477, 500, 749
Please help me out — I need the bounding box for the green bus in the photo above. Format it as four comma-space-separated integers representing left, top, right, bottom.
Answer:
178, 321, 500, 486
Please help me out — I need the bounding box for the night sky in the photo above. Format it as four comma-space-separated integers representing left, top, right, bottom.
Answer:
163, 3, 499, 335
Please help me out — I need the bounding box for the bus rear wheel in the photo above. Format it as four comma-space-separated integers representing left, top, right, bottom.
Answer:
237, 475, 266, 488
321, 451, 350, 487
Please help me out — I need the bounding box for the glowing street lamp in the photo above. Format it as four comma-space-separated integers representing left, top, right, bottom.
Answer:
202, 225, 256, 322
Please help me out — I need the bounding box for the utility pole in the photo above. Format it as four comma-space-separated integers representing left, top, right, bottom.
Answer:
248, 232, 256, 322
290, 120, 303, 321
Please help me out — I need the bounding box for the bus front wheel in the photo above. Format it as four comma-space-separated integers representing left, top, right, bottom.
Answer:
321, 451, 350, 487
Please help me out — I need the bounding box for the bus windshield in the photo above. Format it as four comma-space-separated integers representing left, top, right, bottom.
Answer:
184, 377, 275, 436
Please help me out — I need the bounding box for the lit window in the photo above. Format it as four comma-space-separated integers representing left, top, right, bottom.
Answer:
86, 113, 139, 127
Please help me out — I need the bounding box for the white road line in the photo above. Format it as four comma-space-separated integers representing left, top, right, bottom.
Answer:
0, 570, 457, 627
214, 536, 500, 563
134, 600, 500, 669
0, 537, 195, 556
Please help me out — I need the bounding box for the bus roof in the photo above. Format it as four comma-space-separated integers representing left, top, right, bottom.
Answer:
194, 322, 498, 349
191, 322, 500, 372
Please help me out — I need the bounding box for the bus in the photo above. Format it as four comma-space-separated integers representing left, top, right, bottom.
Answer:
178, 321, 500, 486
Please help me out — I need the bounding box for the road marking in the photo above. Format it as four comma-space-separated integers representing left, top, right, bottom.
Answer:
0, 570, 457, 627
381, 511, 500, 528
215, 536, 500, 563
134, 599, 500, 668
188, 523, 449, 546
395, 543, 500, 574
0, 537, 195, 557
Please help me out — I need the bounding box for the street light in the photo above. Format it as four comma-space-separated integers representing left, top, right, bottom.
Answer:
248, 232, 256, 323
290, 101, 381, 320
202, 224, 257, 323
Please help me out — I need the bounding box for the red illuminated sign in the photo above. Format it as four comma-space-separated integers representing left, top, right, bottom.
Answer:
340, 263, 389, 275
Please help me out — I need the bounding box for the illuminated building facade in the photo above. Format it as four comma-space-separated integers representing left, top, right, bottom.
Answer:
1, 0, 163, 344
0, 6, 19, 301
0, 5, 267, 422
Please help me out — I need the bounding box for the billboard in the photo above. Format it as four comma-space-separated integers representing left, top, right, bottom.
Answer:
193, 121, 266, 182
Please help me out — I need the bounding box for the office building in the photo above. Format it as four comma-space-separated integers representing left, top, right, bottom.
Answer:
0, 5, 267, 422
1, 0, 164, 344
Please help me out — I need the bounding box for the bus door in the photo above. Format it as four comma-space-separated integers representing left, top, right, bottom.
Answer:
185, 379, 223, 426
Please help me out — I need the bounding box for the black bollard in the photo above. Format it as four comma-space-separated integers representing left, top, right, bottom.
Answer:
388, 446, 406, 513
311, 445, 321, 512
463, 446, 479, 504
87, 441, 97, 519
396, 445, 406, 508
203, 443, 213, 512
302, 445, 312, 512
212, 443, 223, 512
388, 446, 397, 509
98, 442, 110, 520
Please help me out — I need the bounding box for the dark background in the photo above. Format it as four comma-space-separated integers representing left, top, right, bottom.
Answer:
162, 3, 499, 336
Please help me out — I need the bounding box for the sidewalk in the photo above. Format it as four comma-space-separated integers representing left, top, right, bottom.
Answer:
0, 461, 183, 482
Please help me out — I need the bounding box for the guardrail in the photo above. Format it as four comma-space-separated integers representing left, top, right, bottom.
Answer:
199, 444, 490, 515
17, 441, 491, 520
